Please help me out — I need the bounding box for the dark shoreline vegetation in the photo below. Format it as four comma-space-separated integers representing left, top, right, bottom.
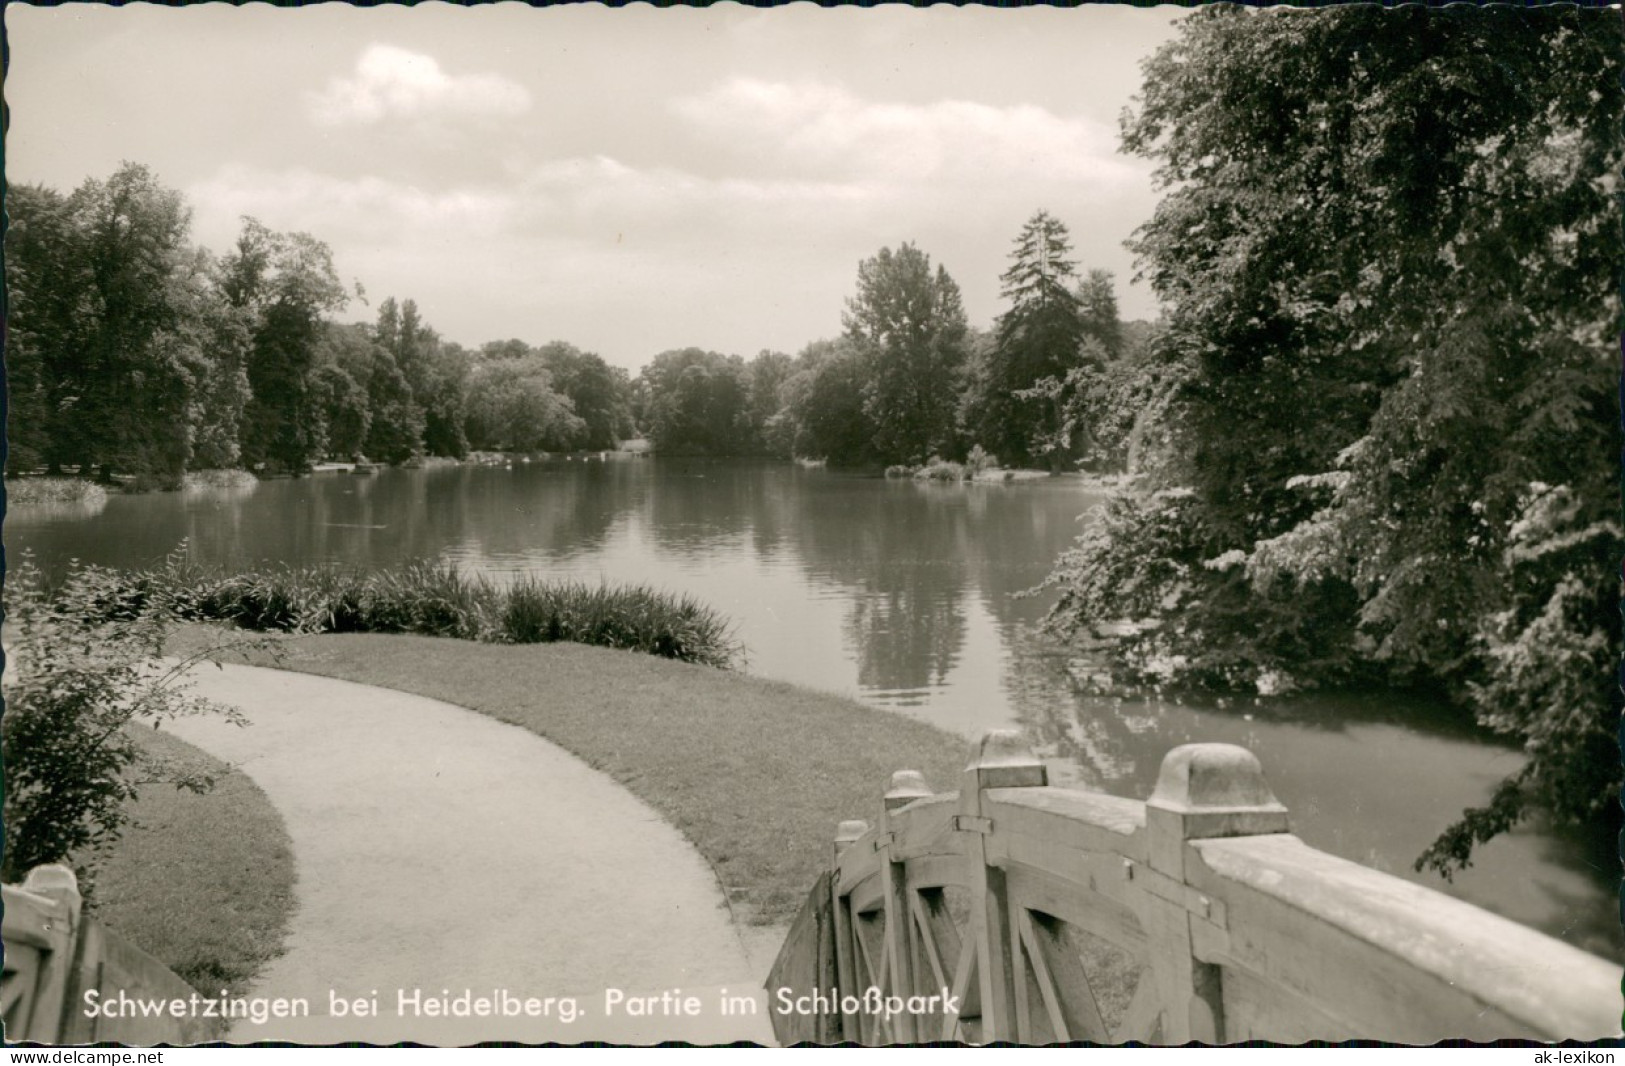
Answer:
86, 556, 742, 670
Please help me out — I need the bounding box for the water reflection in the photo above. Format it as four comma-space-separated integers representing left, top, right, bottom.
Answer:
4, 458, 1613, 953
8, 496, 111, 522
180, 480, 260, 503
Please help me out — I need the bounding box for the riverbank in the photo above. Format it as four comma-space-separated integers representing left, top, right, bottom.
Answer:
103, 558, 741, 669
7, 469, 259, 502
177, 629, 970, 930
7, 455, 1111, 511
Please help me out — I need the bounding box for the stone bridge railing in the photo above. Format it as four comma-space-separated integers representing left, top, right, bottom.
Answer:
3, 865, 220, 1044
765, 731, 1620, 1045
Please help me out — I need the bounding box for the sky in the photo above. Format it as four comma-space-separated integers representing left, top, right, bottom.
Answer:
5, 3, 1186, 371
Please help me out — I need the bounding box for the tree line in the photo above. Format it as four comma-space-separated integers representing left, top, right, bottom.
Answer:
634, 219, 1150, 470
8, 165, 1144, 482
7, 166, 636, 482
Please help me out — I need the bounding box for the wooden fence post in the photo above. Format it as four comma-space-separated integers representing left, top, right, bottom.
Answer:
831, 819, 869, 1042
1142, 743, 1289, 1044
877, 770, 931, 1043
959, 730, 1046, 1043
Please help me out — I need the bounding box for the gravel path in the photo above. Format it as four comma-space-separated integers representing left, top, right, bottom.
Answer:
167, 663, 775, 1045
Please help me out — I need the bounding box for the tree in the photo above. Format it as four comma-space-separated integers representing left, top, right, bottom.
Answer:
536, 342, 633, 451
464, 356, 585, 452
480, 338, 532, 362
1016, 274, 1146, 473
1081, 320, 1173, 473
1041, 4, 1623, 870
5, 183, 91, 474
745, 350, 795, 456
8, 165, 226, 483
361, 297, 428, 461
843, 243, 970, 465
419, 339, 472, 459
1075, 269, 1122, 361
639, 349, 752, 455
77, 165, 203, 482
971, 211, 1088, 468
222, 218, 347, 473
344, 301, 423, 463
775, 339, 877, 466
310, 325, 377, 459
311, 362, 371, 459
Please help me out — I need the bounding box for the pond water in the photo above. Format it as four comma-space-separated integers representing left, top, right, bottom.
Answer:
8, 457, 1617, 955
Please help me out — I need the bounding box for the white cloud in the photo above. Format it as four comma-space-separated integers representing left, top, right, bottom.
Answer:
308, 44, 531, 127
189, 165, 515, 250
670, 78, 1142, 189
189, 159, 868, 258
183, 158, 893, 361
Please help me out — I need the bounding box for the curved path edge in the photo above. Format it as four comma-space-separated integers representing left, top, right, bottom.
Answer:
164, 662, 777, 1045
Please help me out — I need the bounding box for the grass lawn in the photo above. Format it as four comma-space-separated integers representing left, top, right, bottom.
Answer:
221, 631, 971, 927
85, 726, 296, 996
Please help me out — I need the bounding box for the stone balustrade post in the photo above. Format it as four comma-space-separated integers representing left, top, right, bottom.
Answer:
1142, 743, 1290, 1044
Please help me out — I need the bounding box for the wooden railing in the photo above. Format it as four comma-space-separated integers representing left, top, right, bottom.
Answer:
3, 864, 222, 1045
766, 730, 1621, 1045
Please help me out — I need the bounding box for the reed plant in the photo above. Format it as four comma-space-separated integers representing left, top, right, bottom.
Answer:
86, 553, 741, 669
6, 476, 110, 505
498, 578, 738, 668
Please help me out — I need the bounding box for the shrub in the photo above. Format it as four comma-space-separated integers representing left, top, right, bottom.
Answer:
121, 471, 185, 494
1, 559, 272, 890
965, 445, 999, 475
913, 458, 968, 482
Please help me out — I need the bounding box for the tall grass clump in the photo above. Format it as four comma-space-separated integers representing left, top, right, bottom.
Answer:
181, 469, 259, 492
352, 562, 497, 637
121, 559, 491, 639
913, 458, 969, 482
498, 578, 739, 669
7, 476, 110, 505
83, 550, 742, 669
